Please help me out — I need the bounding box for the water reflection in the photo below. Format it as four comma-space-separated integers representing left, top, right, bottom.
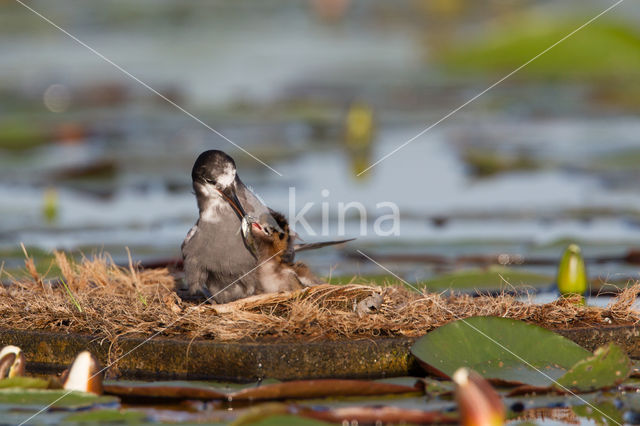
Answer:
0, 1, 639, 284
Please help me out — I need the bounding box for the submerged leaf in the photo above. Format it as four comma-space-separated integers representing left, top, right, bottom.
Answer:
411, 316, 591, 386
555, 343, 631, 392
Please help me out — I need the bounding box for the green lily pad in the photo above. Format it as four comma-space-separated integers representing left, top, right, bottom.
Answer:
420, 267, 552, 292
0, 119, 48, 151
64, 409, 147, 424
239, 414, 332, 426
418, 378, 454, 398
411, 316, 591, 387
439, 18, 640, 80
555, 343, 631, 392
572, 401, 623, 426
0, 389, 117, 409
325, 274, 395, 286
0, 377, 50, 389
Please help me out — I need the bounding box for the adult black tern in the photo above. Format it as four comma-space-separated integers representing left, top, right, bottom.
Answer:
182, 150, 352, 303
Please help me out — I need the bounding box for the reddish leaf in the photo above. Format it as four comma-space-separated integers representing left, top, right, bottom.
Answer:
104, 379, 421, 401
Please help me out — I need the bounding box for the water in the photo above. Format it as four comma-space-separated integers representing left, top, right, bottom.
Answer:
2, 4, 640, 277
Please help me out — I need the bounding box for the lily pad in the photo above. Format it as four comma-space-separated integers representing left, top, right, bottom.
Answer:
104, 379, 421, 402
0, 119, 49, 151
420, 267, 552, 292
244, 414, 332, 426
103, 381, 226, 401
411, 316, 591, 386
555, 343, 631, 392
418, 378, 455, 398
299, 405, 457, 424
0, 389, 118, 409
64, 409, 147, 424
0, 377, 50, 389
572, 401, 623, 426
325, 274, 396, 286
439, 18, 640, 80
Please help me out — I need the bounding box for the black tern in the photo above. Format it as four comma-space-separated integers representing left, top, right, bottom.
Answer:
182, 150, 352, 303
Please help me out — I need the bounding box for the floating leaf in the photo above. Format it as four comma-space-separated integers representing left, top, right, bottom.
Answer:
0, 389, 117, 409
418, 377, 455, 398
0, 377, 50, 390
231, 379, 421, 401
104, 379, 421, 402
572, 402, 623, 426
64, 409, 147, 423
411, 316, 591, 386
103, 382, 226, 400
299, 405, 457, 424
242, 414, 332, 426
439, 18, 640, 80
555, 343, 631, 392
231, 403, 298, 426
421, 267, 552, 292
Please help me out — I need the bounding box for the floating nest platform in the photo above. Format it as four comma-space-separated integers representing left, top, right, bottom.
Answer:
2, 325, 640, 382
0, 252, 638, 381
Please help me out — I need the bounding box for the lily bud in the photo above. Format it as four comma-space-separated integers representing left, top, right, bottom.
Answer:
0, 345, 25, 378
557, 244, 588, 299
453, 368, 504, 426
62, 351, 103, 395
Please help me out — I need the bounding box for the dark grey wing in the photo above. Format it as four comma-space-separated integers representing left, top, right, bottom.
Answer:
294, 238, 356, 253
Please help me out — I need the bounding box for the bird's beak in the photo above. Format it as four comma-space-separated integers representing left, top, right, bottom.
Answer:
219, 184, 248, 220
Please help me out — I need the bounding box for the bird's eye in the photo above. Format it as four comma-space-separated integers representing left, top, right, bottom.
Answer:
205, 178, 216, 185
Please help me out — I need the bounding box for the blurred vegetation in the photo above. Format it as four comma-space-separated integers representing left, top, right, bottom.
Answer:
326, 266, 553, 293
419, 266, 552, 292
439, 17, 640, 80
0, 119, 48, 151
462, 148, 540, 178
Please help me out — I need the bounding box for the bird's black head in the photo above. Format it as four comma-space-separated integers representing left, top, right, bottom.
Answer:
191, 150, 247, 218
191, 150, 237, 189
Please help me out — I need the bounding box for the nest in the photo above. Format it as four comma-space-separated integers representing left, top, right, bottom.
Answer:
0, 251, 638, 343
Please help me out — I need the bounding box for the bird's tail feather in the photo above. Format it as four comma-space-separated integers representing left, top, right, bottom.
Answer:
293, 238, 355, 252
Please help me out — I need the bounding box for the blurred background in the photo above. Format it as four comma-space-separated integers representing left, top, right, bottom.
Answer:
2, 0, 640, 290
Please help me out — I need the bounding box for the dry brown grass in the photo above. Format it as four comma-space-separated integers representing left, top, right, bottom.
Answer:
0, 251, 638, 343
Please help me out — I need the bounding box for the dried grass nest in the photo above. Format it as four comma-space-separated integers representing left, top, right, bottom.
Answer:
0, 251, 638, 343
